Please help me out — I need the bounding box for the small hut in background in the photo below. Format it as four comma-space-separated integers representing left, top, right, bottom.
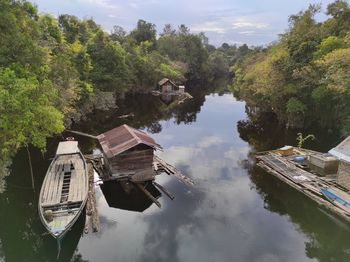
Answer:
329, 136, 350, 190
97, 124, 162, 179
158, 78, 179, 93
160, 93, 175, 105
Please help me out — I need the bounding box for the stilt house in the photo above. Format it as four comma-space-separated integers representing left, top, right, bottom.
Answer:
329, 136, 350, 190
158, 78, 179, 93
97, 125, 162, 179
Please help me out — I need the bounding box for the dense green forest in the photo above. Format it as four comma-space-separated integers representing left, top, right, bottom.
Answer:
0, 0, 238, 165
1, 0, 350, 191
232, 0, 350, 133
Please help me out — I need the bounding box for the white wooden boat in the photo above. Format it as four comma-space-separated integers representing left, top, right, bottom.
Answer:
38, 140, 88, 240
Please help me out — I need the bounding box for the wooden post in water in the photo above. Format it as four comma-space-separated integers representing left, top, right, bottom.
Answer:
26, 146, 35, 192
135, 182, 161, 208
153, 181, 175, 200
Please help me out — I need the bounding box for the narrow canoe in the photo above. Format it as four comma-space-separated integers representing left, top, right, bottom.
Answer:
38, 140, 88, 239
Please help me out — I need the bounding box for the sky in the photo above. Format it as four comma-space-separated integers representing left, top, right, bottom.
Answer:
30, 0, 335, 46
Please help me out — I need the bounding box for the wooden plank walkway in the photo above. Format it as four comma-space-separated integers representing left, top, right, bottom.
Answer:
86, 154, 194, 186
153, 155, 194, 186
257, 154, 324, 195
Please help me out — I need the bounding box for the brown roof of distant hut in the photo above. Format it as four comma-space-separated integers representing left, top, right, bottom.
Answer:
97, 124, 162, 158
158, 78, 177, 87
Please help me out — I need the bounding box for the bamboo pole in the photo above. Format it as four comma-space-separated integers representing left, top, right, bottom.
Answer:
26, 146, 35, 192
153, 181, 175, 200
65, 130, 98, 140
135, 183, 161, 208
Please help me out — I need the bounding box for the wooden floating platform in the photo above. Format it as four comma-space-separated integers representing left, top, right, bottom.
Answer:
84, 154, 193, 211
86, 154, 194, 186
153, 155, 194, 186
256, 149, 350, 222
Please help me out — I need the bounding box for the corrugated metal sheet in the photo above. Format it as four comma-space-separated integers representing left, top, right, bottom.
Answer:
158, 78, 170, 86
329, 136, 350, 163
97, 124, 162, 158
158, 78, 177, 87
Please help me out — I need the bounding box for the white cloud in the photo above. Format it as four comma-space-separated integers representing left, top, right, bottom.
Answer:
129, 3, 139, 9
197, 136, 224, 149
78, 0, 119, 9
192, 21, 227, 34
224, 146, 250, 161
158, 146, 200, 164
238, 30, 255, 35
232, 19, 268, 29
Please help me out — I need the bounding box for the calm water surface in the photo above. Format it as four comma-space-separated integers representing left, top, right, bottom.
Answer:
1, 91, 350, 262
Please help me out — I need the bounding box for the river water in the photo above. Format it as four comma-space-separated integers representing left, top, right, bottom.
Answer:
1, 88, 350, 262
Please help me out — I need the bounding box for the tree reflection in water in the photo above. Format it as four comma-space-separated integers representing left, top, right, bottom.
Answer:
0, 79, 226, 262
249, 165, 350, 262
0, 147, 89, 262
71, 80, 225, 138
237, 107, 350, 262
237, 106, 342, 153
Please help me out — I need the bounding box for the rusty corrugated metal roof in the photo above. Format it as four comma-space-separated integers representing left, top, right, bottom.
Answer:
97, 124, 162, 158
158, 78, 177, 87
158, 78, 170, 86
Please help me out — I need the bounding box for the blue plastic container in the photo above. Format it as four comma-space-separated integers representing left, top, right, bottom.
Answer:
294, 156, 306, 162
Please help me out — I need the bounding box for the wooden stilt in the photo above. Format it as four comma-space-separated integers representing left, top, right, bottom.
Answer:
26, 146, 35, 192
153, 181, 175, 200
65, 130, 98, 140
135, 182, 161, 208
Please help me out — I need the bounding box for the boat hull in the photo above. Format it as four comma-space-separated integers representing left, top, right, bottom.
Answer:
38, 141, 88, 239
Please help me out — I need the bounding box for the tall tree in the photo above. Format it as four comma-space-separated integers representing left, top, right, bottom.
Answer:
0, 68, 64, 155
87, 31, 129, 91
161, 24, 176, 36
130, 19, 157, 45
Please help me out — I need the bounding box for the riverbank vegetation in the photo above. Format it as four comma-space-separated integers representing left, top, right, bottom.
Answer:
1, 0, 349, 192
232, 0, 350, 133
0, 0, 233, 167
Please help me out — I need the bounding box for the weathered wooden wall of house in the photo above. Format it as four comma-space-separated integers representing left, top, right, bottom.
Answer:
161, 83, 173, 93
107, 146, 154, 175
337, 161, 350, 190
